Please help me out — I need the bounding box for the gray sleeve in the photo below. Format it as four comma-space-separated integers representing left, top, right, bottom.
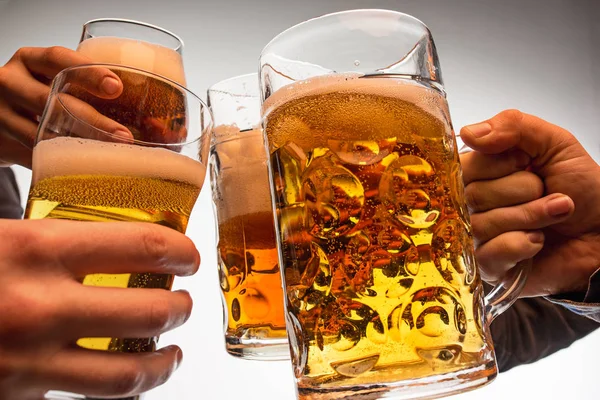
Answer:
0, 167, 23, 219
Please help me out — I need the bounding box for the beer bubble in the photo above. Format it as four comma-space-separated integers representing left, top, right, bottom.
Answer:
454, 303, 467, 335
302, 156, 365, 239
328, 139, 393, 165
231, 298, 241, 321
416, 306, 450, 338
330, 354, 380, 377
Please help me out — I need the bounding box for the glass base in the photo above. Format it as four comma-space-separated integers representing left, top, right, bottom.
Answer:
45, 391, 142, 400
297, 362, 497, 400
225, 335, 290, 361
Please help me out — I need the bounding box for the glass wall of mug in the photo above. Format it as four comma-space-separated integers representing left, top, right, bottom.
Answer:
27, 64, 212, 399
78, 18, 186, 86
259, 9, 529, 400
207, 73, 288, 360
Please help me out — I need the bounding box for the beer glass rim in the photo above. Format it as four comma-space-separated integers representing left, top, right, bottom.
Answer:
207, 73, 259, 98
50, 63, 211, 148
261, 9, 428, 56
82, 18, 184, 52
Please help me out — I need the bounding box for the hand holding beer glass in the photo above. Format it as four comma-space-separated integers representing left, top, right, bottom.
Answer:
208, 73, 288, 360
260, 10, 528, 399
25, 63, 211, 397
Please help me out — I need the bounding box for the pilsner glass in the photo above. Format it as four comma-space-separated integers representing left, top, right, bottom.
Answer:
207, 73, 288, 360
77, 18, 186, 86
26, 64, 211, 398
260, 9, 529, 399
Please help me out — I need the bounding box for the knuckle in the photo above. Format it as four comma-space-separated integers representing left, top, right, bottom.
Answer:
147, 299, 173, 333
519, 204, 538, 226
34, 89, 50, 112
42, 46, 68, 65
112, 361, 144, 396
11, 47, 30, 62
529, 174, 545, 199
498, 109, 524, 125
0, 287, 57, 343
464, 183, 482, 212
470, 214, 492, 245
0, 67, 9, 89
140, 225, 169, 269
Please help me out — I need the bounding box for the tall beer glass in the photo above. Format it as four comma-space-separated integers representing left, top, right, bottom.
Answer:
207, 73, 288, 360
260, 10, 528, 399
26, 64, 211, 356
77, 18, 186, 85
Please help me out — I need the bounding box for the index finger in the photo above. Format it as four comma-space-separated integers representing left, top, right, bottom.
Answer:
458, 109, 580, 165
15, 46, 123, 99
460, 149, 530, 186
17, 220, 200, 278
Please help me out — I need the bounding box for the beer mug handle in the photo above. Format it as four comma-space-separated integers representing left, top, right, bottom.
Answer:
483, 260, 532, 322
457, 138, 531, 322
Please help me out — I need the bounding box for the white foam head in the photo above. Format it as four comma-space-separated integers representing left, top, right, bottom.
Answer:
211, 126, 273, 220
262, 73, 449, 125
77, 36, 186, 86
32, 137, 206, 188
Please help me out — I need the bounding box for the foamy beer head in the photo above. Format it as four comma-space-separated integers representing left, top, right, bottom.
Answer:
32, 137, 206, 188
78, 18, 185, 85
77, 36, 186, 86
211, 125, 272, 222
262, 74, 452, 152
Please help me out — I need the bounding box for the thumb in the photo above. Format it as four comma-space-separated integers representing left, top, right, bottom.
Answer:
459, 109, 580, 167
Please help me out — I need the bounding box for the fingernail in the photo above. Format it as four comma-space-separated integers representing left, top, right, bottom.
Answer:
101, 77, 121, 95
527, 231, 545, 244
546, 195, 573, 217
176, 348, 183, 369
467, 123, 492, 138
112, 129, 133, 141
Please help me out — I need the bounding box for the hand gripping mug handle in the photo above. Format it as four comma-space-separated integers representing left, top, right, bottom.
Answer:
457, 136, 531, 323
483, 260, 531, 322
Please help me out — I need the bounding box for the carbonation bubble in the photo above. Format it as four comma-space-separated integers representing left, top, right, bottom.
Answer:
221, 250, 246, 291
328, 138, 395, 165
302, 156, 365, 238
231, 298, 241, 322
330, 354, 380, 377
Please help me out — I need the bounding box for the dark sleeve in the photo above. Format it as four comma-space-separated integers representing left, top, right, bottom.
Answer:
491, 296, 599, 373
545, 268, 600, 322
0, 167, 23, 219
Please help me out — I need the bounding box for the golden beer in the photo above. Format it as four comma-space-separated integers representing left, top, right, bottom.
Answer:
210, 127, 287, 356
26, 137, 205, 352
263, 76, 491, 394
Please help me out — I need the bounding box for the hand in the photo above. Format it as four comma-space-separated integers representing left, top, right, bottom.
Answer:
460, 109, 600, 297
0, 46, 125, 167
0, 219, 200, 399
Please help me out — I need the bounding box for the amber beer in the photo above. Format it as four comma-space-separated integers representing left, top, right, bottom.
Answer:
263, 76, 488, 394
25, 137, 205, 352
210, 126, 287, 354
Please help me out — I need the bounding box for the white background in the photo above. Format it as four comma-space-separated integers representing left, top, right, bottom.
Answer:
1, 0, 599, 399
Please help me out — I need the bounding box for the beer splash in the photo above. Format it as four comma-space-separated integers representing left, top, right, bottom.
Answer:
263, 76, 494, 392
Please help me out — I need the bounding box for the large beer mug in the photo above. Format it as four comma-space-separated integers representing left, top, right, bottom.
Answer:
77, 18, 186, 86
26, 64, 211, 356
260, 10, 528, 399
207, 74, 288, 360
